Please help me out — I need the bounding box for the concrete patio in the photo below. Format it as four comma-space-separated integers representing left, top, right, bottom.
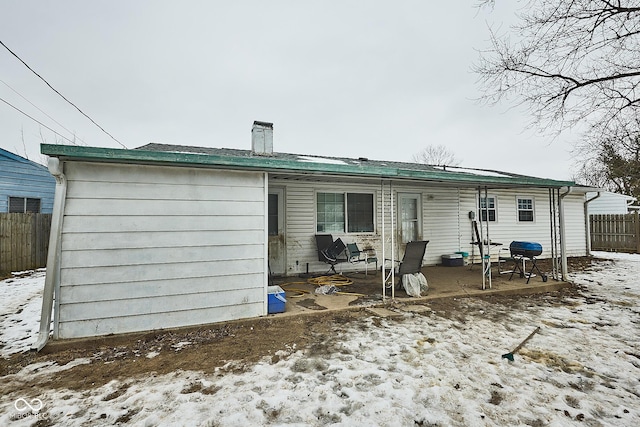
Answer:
270, 260, 571, 317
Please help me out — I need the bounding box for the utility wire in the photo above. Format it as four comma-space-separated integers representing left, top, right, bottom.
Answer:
0, 39, 127, 149
1, 78, 88, 146
1, 95, 79, 145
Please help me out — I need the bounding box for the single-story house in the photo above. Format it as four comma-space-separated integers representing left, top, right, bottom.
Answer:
0, 147, 56, 213
35, 122, 588, 348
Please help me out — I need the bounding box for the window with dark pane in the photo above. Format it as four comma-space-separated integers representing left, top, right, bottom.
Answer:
347, 193, 374, 232
517, 198, 534, 222
8, 197, 24, 213
8, 197, 42, 213
26, 198, 40, 213
479, 196, 496, 222
268, 194, 278, 236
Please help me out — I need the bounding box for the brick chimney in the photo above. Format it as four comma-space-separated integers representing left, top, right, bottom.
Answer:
251, 121, 273, 155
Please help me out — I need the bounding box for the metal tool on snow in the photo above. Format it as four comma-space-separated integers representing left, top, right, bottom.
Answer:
502, 326, 540, 361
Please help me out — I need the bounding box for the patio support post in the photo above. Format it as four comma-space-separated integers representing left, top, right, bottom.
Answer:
381, 180, 386, 300
559, 187, 572, 281
391, 181, 395, 299
549, 189, 557, 280
478, 186, 492, 290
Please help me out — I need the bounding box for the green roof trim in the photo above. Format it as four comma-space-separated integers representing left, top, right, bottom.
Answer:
41, 144, 575, 188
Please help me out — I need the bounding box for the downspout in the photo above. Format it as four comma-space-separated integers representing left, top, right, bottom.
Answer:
584, 191, 603, 256
558, 186, 573, 281
33, 157, 66, 351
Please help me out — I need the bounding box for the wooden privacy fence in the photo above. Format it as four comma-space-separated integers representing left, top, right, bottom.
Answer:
0, 213, 52, 273
590, 212, 640, 253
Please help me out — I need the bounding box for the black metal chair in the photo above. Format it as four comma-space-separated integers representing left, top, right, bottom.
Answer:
315, 234, 347, 274
386, 240, 429, 289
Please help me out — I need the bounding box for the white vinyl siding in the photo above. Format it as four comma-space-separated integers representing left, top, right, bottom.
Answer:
271, 179, 588, 275
562, 193, 588, 257
56, 162, 266, 339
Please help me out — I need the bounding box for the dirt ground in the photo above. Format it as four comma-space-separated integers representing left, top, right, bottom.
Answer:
0, 257, 598, 398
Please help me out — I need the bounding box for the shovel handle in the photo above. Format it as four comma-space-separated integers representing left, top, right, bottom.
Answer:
510, 326, 540, 354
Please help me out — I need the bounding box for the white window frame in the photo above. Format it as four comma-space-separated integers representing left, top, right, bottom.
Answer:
398, 193, 422, 243
516, 196, 535, 222
315, 190, 376, 234
478, 195, 497, 222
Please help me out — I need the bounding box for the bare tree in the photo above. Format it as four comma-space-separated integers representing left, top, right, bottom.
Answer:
474, 1, 640, 137
573, 118, 640, 198
412, 144, 461, 166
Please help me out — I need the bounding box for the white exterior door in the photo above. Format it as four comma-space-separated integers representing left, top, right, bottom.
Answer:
268, 188, 286, 275
399, 193, 421, 244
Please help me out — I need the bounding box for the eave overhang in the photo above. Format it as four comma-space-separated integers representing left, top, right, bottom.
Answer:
41, 144, 575, 189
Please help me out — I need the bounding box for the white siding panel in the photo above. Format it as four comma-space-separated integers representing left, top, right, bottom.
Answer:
56, 162, 266, 339
61, 258, 264, 286
65, 161, 264, 187
61, 230, 264, 250
64, 198, 263, 216
61, 244, 264, 268
62, 215, 264, 233
422, 187, 461, 265
67, 181, 264, 201
58, 303, 264, 339
59, 287, 264, 322
63, 274, 263, 304
563, 193, 588, 257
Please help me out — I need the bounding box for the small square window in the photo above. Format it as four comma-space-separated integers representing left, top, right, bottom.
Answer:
479, 196, 496, 222
517, 197, 534, 222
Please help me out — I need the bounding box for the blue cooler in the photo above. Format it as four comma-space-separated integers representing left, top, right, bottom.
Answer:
267, 285, 287, 314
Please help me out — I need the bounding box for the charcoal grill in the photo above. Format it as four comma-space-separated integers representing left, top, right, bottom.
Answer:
508, 241, 547, 283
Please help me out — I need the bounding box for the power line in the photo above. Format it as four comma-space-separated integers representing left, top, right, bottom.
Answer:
0, 39, 127, 149
0, 78, 88, 146
0, 95, 80, 145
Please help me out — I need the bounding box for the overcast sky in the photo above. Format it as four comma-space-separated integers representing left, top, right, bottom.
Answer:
1, 1, 577, 180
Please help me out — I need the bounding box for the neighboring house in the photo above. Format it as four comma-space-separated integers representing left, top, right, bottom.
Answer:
0, 148, 56, 213
35, 122, 586, 345
586, 191, 637, 215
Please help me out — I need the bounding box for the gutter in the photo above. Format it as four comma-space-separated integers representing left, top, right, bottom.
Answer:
584, 191, 603, 255
558, 186, 574, 281
33, 158, 66, 351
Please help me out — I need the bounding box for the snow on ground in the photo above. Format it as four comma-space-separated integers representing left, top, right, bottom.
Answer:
1, 253, 639, 426
0, 269, 45, 356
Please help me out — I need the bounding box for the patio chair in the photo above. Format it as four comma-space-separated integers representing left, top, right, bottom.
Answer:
497, 247, 516, 275
315, 234, 334, 262
315, 234, 347, 274
345, 243, 378, 276
386, 240, 429, 289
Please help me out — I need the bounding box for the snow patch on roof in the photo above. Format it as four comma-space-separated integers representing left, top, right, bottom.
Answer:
434, 166, 511, 178
297, 155, 348, 165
